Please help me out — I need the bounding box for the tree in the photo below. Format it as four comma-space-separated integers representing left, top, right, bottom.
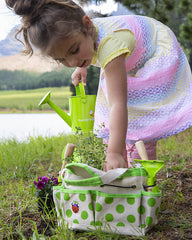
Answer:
179, 0, 192, 41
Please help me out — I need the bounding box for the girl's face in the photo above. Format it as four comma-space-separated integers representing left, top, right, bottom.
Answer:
50, 32, 95, 68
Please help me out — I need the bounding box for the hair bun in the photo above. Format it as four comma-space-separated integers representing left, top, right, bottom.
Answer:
5, 0, 46, 16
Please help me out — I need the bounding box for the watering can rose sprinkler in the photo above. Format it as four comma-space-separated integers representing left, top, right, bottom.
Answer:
39, 82, 96, 132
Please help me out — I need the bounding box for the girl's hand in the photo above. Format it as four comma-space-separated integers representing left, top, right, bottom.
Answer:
71, 67, 87, 86
103, 152, 127, 172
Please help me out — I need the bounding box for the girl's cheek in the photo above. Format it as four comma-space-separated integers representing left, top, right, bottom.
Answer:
62, 62, 70, 67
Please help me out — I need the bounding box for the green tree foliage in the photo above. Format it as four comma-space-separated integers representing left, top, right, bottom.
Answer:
115, 0, 175, 24
70, 66, 100, 95
0, 68, 73, 91
179, 0, 192, 40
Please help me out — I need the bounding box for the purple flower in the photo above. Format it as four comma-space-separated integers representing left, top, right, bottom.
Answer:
33, 176, 59, 196
54, 178, 58, 185
36, 181, 45, 190
51, 177, 58, 185
41, 177, 49, 184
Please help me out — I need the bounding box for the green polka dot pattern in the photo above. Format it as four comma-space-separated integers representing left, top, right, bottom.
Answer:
64, 193, 70, 201
105, 213, 114, 222
116, 204, 125, 214
79, 194, 86, 202
147, 198, 156, 207
146, 216, 153, 226
73, 219, 79, 224
105, 197, 113, 204
116, 222, 125, 227
56, 192, 61, 200
95, 202, 102, 212
81, 211, 88, 220
127, 215, 136, 223
53, 184, 162, 236
95, 194, 141, 234
88, 202, 93, 211
155, 207, 159, 216
54, 191, 95, 230
127, 198, 135, 205
66, 209, 72, 218
138, 205, 146, 214
95, 221, 103, 226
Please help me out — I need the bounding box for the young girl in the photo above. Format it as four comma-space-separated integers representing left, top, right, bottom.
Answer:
6, 0, 192, 171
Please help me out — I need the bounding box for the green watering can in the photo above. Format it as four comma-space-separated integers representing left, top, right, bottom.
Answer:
39, 82, 96, 132
135, 140, 165, 192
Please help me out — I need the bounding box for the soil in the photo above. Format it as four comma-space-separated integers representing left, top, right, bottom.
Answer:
2, 163, 192, 240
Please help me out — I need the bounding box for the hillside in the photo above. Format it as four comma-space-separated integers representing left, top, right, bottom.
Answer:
0, 53, 62, 73
0, 25, 62, 73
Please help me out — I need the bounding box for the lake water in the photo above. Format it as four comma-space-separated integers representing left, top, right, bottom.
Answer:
0, 113, 72, 142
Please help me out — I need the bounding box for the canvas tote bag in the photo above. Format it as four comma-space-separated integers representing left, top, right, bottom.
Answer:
53, 163, 161, 236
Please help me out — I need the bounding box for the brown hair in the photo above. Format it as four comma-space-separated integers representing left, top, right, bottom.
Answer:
5, 0, 88, 56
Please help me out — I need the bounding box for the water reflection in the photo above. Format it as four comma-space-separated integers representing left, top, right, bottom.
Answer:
0, 113, 71, 142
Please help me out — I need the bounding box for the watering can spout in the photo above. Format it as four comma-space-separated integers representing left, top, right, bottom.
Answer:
39, 91, 72, 127
39, 83, 96, 132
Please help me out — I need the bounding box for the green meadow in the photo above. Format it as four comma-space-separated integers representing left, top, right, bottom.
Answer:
0, 88, 192, 239
0, 128, 192, 239
0, 87, 71, 112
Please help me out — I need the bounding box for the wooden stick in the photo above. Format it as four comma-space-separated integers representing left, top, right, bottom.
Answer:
60, 143, 75, 176
135, 140, 149, 160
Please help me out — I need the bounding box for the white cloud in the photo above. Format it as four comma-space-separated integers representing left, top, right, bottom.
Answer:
83, 0, 118, 14
0, 1, 21, 41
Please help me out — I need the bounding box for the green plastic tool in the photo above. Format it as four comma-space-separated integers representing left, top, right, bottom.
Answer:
135, 141, 165, 192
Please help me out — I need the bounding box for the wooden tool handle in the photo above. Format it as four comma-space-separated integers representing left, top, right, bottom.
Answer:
60, 143, 75, 173
63, 143, 75, 159
135, 140, 149, 160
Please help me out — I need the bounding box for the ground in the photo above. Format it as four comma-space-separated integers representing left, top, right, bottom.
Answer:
2, 163, 192, 240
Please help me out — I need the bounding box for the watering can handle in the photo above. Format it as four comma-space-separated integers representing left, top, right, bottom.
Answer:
135, 140, 149, 160
75, 82, 86, 98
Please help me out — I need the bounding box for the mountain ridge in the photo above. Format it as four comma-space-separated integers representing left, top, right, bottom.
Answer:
0, 26, 62, 73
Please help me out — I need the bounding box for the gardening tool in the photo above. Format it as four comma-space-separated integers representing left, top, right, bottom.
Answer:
135, 140, 165, 192
39, 82, 96, 132
58, 143, 75, 183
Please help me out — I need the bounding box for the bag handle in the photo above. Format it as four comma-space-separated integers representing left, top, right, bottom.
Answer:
75, 82, 86, 98
62, 163, 128, 186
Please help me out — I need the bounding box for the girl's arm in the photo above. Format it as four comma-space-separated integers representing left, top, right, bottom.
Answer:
104, 54, 128, 171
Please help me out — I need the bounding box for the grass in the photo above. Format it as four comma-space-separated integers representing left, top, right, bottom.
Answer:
0, 128, 192, 239
0, 87, 71, 112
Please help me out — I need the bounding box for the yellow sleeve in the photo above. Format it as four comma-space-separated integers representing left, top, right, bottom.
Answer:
97, 30, 136, 69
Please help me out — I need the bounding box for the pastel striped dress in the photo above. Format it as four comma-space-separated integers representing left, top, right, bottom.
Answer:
91, 15, 192, 147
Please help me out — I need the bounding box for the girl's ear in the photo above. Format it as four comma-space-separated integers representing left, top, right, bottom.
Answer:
82, 15, 92, 29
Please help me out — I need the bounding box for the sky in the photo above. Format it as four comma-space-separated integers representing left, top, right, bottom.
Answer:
0, 0, 118, 41
0, 1, 21, 41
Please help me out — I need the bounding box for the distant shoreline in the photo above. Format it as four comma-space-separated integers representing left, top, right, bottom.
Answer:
0, 109, 57, 114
